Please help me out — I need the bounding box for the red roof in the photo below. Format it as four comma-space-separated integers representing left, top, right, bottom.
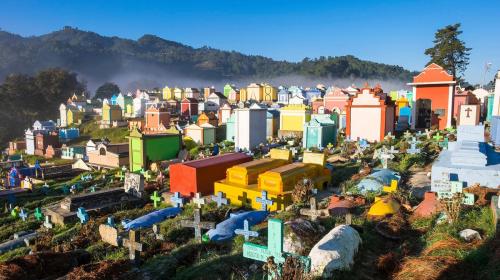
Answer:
182, 153, 252, 169
412, 63, 454, 84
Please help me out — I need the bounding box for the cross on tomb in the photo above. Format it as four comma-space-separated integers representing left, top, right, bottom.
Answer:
192, 192, 205, 208
243, 219, 311, 279
77, 207, 89, 224
43, 215, 53, 229
256, 191, 274, 211
384, 132, 394, 142
433, 132, 443, 142
143, 171, 152, 182
299, 197, 328, 221
235, 219, 259, 241
378, 147, 394, 169
465, 107, 472, 118
150, 191, 162, 208
425, 129, 432, 139
180, 208, 215, 242
359, 139, 369, 150
34, 207, 43, 221
211, 191, 228, 207
19, 208, 28, 222
388, 146, 399, 155
170, 192, 184, 208
439, 137, 449, 149
407, 142, 421, 154
403, 130, 412, 140
123, 230, 143, 264
238, 192, 251, 207
106, 216, 116, 227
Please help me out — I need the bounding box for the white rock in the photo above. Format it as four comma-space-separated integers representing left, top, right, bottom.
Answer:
459, 229, 481, 242
308, 225, 361, 278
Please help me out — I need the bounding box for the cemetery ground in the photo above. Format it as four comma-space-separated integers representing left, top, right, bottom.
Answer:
0, 132, 499, 279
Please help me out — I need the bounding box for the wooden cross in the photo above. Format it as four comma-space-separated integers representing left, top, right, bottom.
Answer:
256, 191, 274, 211
238, 192, 250, 206
299, 197, 329, 221
170, 192, 184, 208
181, 208, 215, 242
43, 215, 53, 229
123, 230, 143, 264
235, 219, 259, 241
211, 191, 228, 207
465, 107, 472, 118
34, 207, 43, 221
192, 192, 205, 208
19, 208, 28, 222
243, 219, 311, 279
150, 191, 162, 208
77, 207, 89, 224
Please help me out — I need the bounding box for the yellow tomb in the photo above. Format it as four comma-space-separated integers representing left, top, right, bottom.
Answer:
367, 196, 400, 218
214, 149, 330, 211
382, 179, 398, 193
279, 104, 311, 137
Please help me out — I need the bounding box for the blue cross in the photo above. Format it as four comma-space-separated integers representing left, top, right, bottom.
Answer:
107, 216, 115, 227
77, 207, 89, 224
19, 208, 28, 222
170, 192, 184, 208
234, 219, 259, 241
211, 191, 228, 207
359, 139, 369, 150
256, 191, 274, 211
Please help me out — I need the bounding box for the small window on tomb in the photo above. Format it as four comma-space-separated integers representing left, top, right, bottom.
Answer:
99, 147, 106, 156
435, 109, 446, 116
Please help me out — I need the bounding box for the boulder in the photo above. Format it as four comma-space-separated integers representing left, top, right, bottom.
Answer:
459, 229, 481, 242
283, 218, 324, 255
308, 225, 361, 278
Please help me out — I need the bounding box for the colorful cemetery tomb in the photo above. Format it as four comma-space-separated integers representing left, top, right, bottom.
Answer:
7, 140, 26, 155
34, 132, 60, 157
279, 104, 312, 138
458, 104, 480, 126
382, 179, 398, 193
45, 186, 142, 225
245, 83, 264, 102
491, 116, 500, 148
127, 128, 181, 172
243, 218, 311, 278
262, 83, 278, 103
59, 128, 80, 143
453, 89, 479, 119
143, 105, 170, 134
180, 98, 199, 118
44, 145, 61, 159
170, 153, 252, 196
206, 92, 227, 111
218, 103, 233, 125
87, 142, 129, 169
396, 106, 412, 131
24, 129, 37, 155
277, 87, 291, 105
123, 230, 143, 263
61, 145, 86, 160
346, 85, 395, 142
407, 63, 456, 130
197, 112, 218, 127
215, 150, 330, 211
266, 110, 280, 138
162, 86, 174, 100
133, 96, 147, 118
233, 103, 267, 151
101, 103, 123, 128
59, 103, 68, 127
184, 87, 200, 99
300, 197, 329, 221
492, 70, 500, 117
303, 114, 337, 149
66, 107, 84, 126
223, 83, 237, 98
181, 208, 215, 242
367, 196, 400, 219
431, 125, 500, 188
184, 123, 216, 145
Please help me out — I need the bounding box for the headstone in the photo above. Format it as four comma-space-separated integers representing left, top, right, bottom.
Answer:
459, 105, 480, 126
43, 215, 53, 229
19, 208, 28, 222
378, 147, 394, 169
192, 192, 205, 208
256, 191, 274, 211
34, 207, 43, 221
77, 207, 89, 224
234, 219, 259, 241
243, 219, 311, 279
211, 191, 228, 207
170, 192, 184, 208
152, 224, 164, 240
124, 173, 144, 198
299, 197, 329, 221
150, 191, 162, 208
180, 208, 215, 242
99, 224, 120, 246
123, 230, 143, 264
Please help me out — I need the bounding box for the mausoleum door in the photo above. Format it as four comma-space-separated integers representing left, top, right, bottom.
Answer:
416, 99, 432, 129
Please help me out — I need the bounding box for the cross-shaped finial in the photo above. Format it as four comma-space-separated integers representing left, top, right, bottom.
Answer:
150, 191, 162, 208
34, 207, 43, 221
211, 191, 228, 207
192, 192, 205, 208
19, 208, 28, 221
235, 219, 259, 241
77, 207, 89, 224
256, 191, 274, 211
43, 215, 53, 229
170, 192, 184, 208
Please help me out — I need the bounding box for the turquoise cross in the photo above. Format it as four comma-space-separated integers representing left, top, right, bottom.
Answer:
34, 207, 43, 221
77, 207, 89, 224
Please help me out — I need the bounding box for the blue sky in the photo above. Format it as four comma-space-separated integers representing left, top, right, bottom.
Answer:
0, 0, 498, 84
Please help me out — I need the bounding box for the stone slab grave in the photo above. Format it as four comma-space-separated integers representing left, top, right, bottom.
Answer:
45, 175, 144, 225
458, 104, 480, 126
99, 223, 120, 246
0, 231, 38, 254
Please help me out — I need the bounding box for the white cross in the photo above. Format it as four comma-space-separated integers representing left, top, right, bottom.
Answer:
192, 192, 205, 209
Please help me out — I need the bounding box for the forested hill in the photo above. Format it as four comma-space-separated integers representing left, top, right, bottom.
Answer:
0, 27, 416, 85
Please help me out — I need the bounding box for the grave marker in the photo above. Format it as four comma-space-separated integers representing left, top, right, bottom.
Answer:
99, 224, 120, 246
77, 207, 89, 224
192, 192, 205, 208
243, 219, 311, 279
107, 216, 115, 227
124, 173, 144, 198
234, 219, 259, 241
170, 192, 184, 208
152, 224, 164, 240
382, 180, 398, 193
150, 191, 162, 208
299, 197, 329, 221
180, 208, 215, 242
34, 207, 43, 221
43, 215, 53, 229
19, 209, 28, 222
123, 230, 143, 264
211, 191, 228, 207
256, 191, 274, 211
